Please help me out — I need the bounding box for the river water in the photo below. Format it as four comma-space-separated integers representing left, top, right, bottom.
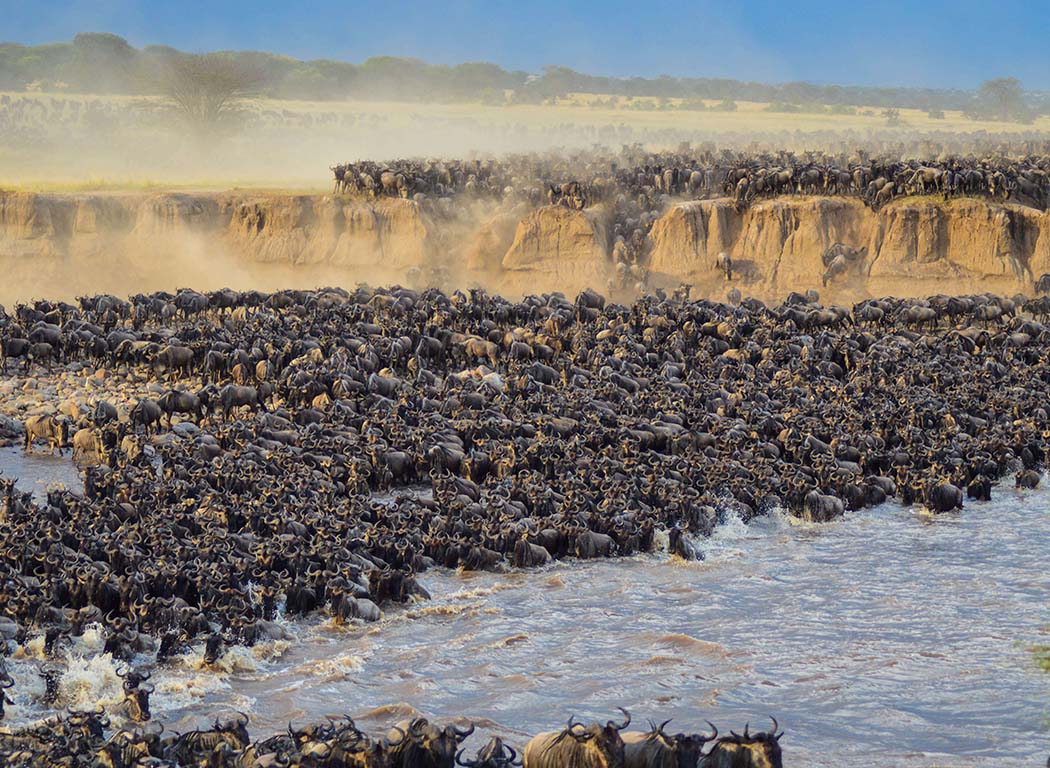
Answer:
1, 450, 1048, 766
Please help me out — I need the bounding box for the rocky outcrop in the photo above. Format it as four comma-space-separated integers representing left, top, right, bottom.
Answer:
502, 205, 611, 292
648, 196, 1050, 299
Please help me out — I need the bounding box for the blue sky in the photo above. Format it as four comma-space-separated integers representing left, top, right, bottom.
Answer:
4, 0, 1048, 90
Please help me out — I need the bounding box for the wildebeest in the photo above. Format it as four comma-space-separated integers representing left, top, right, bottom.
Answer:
23, 414, 68, 455
161, 712, 251, 763
158, 389, 204, 425
71, 427, 106, 465
457, 736, 521, 768
524, 710, 630, 768
388, 717, 475, 768
218, 384, 265, 419
699, 720, 782, 768
129, 398, 163, 433
622, 720, 718, 768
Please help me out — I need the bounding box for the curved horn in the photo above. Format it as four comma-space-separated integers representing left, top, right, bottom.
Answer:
702, 721, 718, 742
387, 725, 407, 747
235, 710, 250, 727
455, 749, 477, 767
503, 745, 518, 765
609, 707, 631, 731
743, 723, 749, 739
657, 719, 672, 735
769, 716, 781, 740
454, 722, 475, 740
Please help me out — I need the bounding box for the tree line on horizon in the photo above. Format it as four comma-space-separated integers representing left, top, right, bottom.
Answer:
0, 32, 1044, 123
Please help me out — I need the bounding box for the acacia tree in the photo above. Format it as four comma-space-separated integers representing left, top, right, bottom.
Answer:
155, 54, 267, 134
975, 78, 1031, 123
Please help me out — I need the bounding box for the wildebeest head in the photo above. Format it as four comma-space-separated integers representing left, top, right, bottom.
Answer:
457, 736, 521, 768
67, 705, 110, 741
672, 722, 718, 768
396, 717, 476, 768
703, 718, 782, 768
215, 710, 251, 748
203, 633, 227, 666
124, 683, 153, 722
566, 709, 630, 768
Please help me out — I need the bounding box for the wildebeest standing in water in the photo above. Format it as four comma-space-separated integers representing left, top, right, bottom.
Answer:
524, 710, 631, 768
699, 719, 783, 768
622, 719, 718, 768
23, 414, 68, 455
388, 717, 476, 768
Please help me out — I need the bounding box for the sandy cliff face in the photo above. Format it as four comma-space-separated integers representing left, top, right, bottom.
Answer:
225, 196, 432, 270
0, 192, 444, 302
501, 205, 612, 293
647, 196, 1050, 299
1, 190, 1048, 303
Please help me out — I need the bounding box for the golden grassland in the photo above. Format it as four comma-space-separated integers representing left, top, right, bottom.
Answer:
6, 89, 1050, 134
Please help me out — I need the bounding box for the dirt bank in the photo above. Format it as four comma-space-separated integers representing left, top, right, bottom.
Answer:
1, 190, 1047, 304
0, 191, 461, 303
648, 196, 1050, 300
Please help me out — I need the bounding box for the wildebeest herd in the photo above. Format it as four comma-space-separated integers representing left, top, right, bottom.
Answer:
1, 283, 1050, 764
329, 148, 1050, 212
0, 704, 785, 767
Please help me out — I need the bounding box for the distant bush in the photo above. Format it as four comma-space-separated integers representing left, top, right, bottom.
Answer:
927, 109, 945, 119
678, 98, 707, 111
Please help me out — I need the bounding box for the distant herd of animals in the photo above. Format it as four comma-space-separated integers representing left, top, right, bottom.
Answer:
329, 149, 1050, 211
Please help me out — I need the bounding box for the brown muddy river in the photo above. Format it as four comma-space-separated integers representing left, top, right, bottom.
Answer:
1, 449, 1048, 766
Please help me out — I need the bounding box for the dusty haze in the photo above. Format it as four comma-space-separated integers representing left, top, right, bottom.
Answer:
2, 91, 1050, 304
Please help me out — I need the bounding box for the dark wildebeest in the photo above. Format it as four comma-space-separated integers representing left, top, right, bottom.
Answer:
154, 345, 194, 381
158, 389, 204, 426
218, 384, 264, 419
622, 720, 718, 768
161, 712, 251, 764
93, 400, 118, 426
699, 720, 783, 768
23, 414, 69, 455
524, 710, 630, 768
388, 717, 476, 768
457, 737, 521, 768
129, 398, 163, 434
0, 337, 30, 372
